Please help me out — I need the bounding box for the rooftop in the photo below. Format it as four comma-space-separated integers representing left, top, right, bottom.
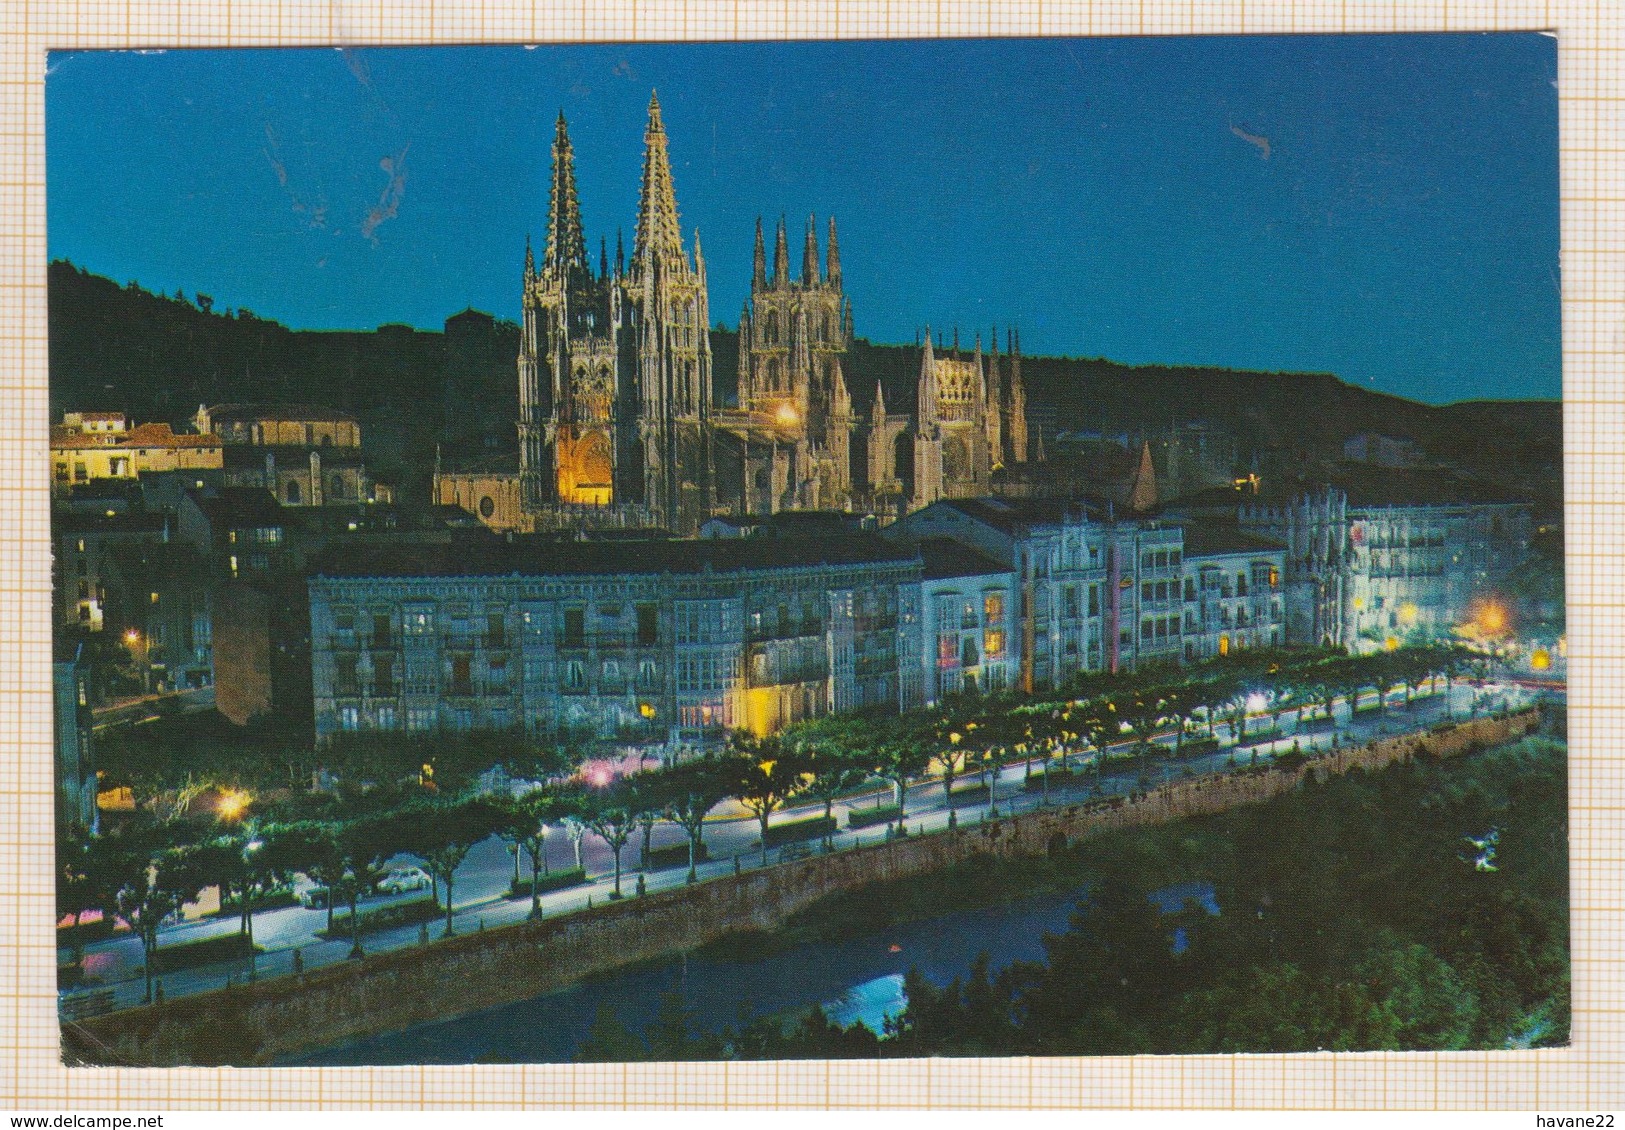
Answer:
310, 532, 920, 582
1179, 520, 1287, 559
919, 496, 1111, 535
207, 403, 359, 424
916, 538, 1011, 580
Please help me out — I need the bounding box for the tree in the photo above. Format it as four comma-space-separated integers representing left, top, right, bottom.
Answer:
56, 831, 103, 973
579, 781, 640, 898
271, 821, 345, 933
91, 823, 196, 1003
870, 723, 932, 828
648, 757, 734, 882
726, 734, 811, 864
401, 797, 507, 937
335, 814, 402, 958
796, 744, 873, 850
499, 788, 566, 919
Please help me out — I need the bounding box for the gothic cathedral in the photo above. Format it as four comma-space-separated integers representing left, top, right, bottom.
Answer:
517, 96, 712, 535
435, 94, 1035, 535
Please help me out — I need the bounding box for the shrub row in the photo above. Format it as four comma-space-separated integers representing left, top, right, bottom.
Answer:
847, 803, 903, 829
210, 889, 298, 918
150, 930, 262, 974
761, 814, 838, 848
317, 896, 442, 941
508, 868, 588, 898
645, 841, 709, 870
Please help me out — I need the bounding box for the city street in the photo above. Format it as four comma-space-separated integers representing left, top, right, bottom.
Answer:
61, 679, 1544, 1016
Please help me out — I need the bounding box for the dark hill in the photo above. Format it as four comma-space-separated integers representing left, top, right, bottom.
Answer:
49, 261, 1560, 516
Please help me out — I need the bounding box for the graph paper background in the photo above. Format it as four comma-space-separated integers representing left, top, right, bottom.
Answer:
0, 0, 1619, 1111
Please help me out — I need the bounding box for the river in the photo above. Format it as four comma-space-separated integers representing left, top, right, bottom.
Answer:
290, 879, 1217, 1065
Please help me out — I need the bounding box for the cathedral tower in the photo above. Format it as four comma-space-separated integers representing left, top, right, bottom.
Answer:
515, 95, 713, 535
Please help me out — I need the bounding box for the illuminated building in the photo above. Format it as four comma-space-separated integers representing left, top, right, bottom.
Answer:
51, 412, 222, 494
307, 534, 922, 747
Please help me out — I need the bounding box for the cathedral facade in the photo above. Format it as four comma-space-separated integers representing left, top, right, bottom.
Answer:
514, 97, 713, 535
435, 96, 1036, 535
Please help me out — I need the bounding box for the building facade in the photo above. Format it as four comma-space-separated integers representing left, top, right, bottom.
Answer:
916, 539, 1019, 705
198, 403, 392, 507
890, 497, 1287, 689
52, 412, 222, 494
1237, 481, 1533, 651
308, 536, 923, 748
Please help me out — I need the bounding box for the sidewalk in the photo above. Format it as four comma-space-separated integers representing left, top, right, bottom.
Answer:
61, 681, 1536, 1016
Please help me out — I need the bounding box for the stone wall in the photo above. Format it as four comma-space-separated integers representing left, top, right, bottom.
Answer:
65, 708, 1542, 1066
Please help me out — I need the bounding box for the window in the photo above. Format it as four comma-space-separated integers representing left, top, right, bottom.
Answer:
961, 638, 979, 667
333, 655, 359, 696
562, 608, 586, 647
405, 607, 434, 636
1141, 582, 1153, 601
639, 658, 659, 687
1088, 585, 1100, 617
1142, 618, 1153, 640
330, 473, 345, 499
563, 659, 586, 689
285, 479, 301, 504
479, 496, 496, 519
450, 655, 473, 696
983, 591, 1003, 625
373, 612, 392, 645
983, 627, 1004, 660
333, 608, 355, 633
339, 706, 360, 731
1237, 572, 1248, 597
376, 704, 397, 730
373, 652, 396, 696
487, 612, 506, 648
1063, 586, 1079, 619
637, 603, 659, 646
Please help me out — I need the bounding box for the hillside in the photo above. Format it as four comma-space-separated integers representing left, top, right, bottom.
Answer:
49, 261, 1561, 514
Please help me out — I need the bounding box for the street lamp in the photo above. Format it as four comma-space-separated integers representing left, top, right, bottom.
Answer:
217, 789, 251, 822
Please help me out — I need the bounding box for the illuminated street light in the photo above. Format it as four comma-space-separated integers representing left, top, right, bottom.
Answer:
217, 789, 250, 822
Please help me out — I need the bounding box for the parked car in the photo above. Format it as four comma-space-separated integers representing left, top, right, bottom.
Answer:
291, 875, 332, 910
375, 866, 431, 895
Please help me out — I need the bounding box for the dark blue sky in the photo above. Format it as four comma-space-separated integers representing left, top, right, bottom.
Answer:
47, 35, 1559, 403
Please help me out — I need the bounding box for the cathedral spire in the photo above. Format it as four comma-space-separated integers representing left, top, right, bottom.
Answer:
752, 217, 767, 290
632, 92, 685, 269
523, 233, 535, 282
802, 214, 820, 286
599, 236, 608, 279
826, 216, 841, 289
545, 113, 588, 277
615, 229, 625, 277
918, 328, 939, 428
872, 379, 888, 420
773, 216, 790, 287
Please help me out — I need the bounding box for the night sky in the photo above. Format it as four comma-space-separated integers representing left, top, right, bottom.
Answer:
47, 34, 1559, 404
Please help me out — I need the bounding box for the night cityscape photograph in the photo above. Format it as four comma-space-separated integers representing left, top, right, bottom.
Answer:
46, 34, 1567, 1067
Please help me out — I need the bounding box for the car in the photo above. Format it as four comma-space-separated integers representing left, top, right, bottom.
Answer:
290, 875, 332, 909
375, 866, 431, 895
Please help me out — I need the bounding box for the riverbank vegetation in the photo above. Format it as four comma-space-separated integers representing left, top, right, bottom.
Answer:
575, 731, 1567, 1059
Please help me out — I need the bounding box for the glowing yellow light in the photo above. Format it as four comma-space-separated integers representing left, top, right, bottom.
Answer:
1384, 636, 1399, 651
775, 402, 799, 426
216, 789, 250, 821
123, 629, 141, 645
639, 702, 656, 719
1478, 602, 1507, 634
1530, 648, 1551, 671
1352, 597, 1365, 611
948, 732, 962, 746
1398, 602, 1418, 625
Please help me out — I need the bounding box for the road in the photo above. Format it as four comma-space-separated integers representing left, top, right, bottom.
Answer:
61, 680, 1546, 1016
